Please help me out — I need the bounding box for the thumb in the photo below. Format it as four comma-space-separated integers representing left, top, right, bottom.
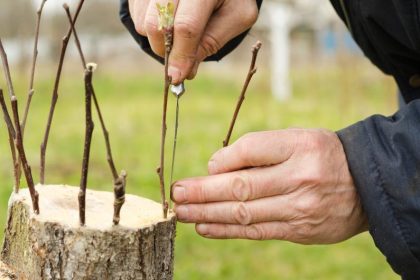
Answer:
168, 0, 218, 84
195, 0, 259, 63
208, 130, 299, 175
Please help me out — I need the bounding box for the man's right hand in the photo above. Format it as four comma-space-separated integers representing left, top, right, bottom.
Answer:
128, 0, 259, 84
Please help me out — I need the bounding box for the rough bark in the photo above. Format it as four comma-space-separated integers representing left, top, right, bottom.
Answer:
0, 261, 17, 279
1, 185, 176, 280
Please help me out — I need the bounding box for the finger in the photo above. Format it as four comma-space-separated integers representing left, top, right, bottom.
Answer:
175, 194, 297, 225
195, 0, 259, 64
195, 222, 291, 240
172, 164, 298, 204
187, 60, 199, 80
208, 130, 301, 175
144, 0, 180, 57
168, 0, 219, 84
130, 0, 151, 36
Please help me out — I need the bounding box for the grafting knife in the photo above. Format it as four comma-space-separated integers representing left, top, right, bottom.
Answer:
169, 82, 185, 187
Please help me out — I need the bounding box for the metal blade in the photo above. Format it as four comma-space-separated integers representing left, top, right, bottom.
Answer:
169, 86, 183, 188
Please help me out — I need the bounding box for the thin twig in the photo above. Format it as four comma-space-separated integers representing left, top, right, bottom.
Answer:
156, 1, 175, 219
63, 4, 86, 69
113, 171, 127, 225
223, 41, 262, 147
13, 0, 48, 192
157, 27, 174, 219
79, 65, 95, 226
65, 5, 127, 225
21, 0, 48, 134
91, 91, 118, 178
40, 0, 85, 184
91, 85, 127, 225
11, 97, 40, 214
0, 89, 19, 193
0, 39, 39, 211
0, 40, 15, 99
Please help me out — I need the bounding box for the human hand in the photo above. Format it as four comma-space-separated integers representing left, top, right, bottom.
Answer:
171, 129, 368, 244
128, 0, 259, 84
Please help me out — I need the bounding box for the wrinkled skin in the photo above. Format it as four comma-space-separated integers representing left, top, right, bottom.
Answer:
172, 129, 368, 244
128, 0, 259, 84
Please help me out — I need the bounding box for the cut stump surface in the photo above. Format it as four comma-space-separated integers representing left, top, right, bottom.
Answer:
1, 185, 176, 280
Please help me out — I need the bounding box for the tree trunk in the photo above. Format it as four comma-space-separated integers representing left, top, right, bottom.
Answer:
1, 185, 176, 280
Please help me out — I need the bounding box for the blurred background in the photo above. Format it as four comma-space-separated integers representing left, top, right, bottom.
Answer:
0, 0, 398, 279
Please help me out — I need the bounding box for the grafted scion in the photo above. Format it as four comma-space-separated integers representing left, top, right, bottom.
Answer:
157, 1, 175, 219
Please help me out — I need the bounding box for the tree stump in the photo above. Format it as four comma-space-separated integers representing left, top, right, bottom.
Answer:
1, 185, 176, 280
0, 260, 17, 280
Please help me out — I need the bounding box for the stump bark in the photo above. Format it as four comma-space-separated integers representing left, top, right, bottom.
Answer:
0, 260, 17, 279
1, 185, 176, 280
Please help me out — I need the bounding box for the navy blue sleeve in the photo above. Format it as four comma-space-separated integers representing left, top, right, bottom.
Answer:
337, 100, 420, 280
119, 0, 263, 64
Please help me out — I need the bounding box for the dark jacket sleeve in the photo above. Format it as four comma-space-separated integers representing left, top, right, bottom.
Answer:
119, 0, 263, 64
337, 100, 420, 279
329, 0, 420, 278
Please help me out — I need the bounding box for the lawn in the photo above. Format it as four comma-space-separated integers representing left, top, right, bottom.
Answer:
0, 60, 399, 279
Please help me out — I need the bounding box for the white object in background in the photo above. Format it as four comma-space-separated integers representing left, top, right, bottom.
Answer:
265, 1, 292, 101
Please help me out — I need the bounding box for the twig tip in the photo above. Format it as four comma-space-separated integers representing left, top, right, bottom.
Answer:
86, 63, 98, 72
253, 41, 262, 51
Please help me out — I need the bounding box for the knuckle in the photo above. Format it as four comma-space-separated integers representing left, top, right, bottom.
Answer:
303, 130, 328, 152
196, 180, 209, 202
198, 206, 209, 222
231, 173, 252, 202
236, 133, 256, 165
233, 202, 252, 225
296, 224, 314, 240
144, 18, 158, 34
200, 34, 222, 57
295, 194, 322, 217
245, 225, 265, 240
306, 165, 324, 184
241, 4, 259, 27
174, 16, 201, 39
134, 19, 146, 35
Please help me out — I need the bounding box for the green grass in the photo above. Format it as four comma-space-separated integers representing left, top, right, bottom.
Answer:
0, 61, 399, 279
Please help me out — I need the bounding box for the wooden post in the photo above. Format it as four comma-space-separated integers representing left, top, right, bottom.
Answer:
1, 185, 176, 280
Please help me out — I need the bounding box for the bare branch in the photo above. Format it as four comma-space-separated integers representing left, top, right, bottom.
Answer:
79, 65, 95, 226
63, 4, 86, 69
21, 0, 48, 134
0, 39, 15, 99
40, 0, 85, 184
0, 89, 19, 192
11, 96, 40, 214
223, 41, 262, 147
0, 39, 40, 206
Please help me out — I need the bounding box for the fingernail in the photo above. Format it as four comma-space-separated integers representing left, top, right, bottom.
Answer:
172, 185, 187, 203
175, 206, 189, 221
168, 65, 181, 84
196, 224, 209, 235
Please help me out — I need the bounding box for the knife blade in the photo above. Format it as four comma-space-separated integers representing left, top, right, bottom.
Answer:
169, 83, 185, 187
